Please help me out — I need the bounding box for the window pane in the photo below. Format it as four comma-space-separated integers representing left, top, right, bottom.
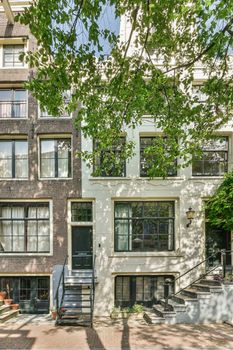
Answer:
15, 141, 28, 178
3, 45, 24, 67
115, 201, 174, 252
0, 140, 12, 177
192, 137, 228, 176
41, 140, 55, 177
0, 203, 50, 253
71, 202, 92, 222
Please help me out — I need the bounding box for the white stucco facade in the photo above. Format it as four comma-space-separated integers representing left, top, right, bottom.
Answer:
78, 117, 233, 316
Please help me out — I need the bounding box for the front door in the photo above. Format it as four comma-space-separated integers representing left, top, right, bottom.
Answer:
205, 222, 232, 269
72, 226, 93, 269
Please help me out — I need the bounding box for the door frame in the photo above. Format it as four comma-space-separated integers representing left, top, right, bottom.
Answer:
67, 200, 95, 271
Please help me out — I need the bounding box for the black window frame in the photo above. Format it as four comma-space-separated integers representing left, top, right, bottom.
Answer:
114, 201, 175, 252
192, 136, 228, 177
0, 139, 28, 179
93, 137, 126, 177
0, 89, 27, 119
0, 202, 50, 253
3, 44, 24, 67
140, 136, 177, 177
71, 202, 93, 222
40, 138, 72, 178
115, 275, 174, 308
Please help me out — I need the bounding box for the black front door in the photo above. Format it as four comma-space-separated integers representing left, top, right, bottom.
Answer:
205, 222, 232, 268
72, 226, 93, 269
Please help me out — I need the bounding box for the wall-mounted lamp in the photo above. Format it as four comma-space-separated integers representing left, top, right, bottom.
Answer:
186, 207, 195, 227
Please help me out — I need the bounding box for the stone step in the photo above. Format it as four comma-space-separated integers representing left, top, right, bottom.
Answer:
0, 310, 19, 323
56, 318, 91, 326
143, 311, 165, 324
68, 270, 93, 277
171, 294, 199, 304
0, 305, 11, 315
193, 283, 223, 293
199, 279, 222, 286
180, 288, 211, 299
153, 304, 176, 318
160, 299, 186, 312
65, 280, 93, 286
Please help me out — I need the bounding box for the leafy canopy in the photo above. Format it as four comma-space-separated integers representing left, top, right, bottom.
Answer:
206, 171, 233, 230
16, 0, 233, 177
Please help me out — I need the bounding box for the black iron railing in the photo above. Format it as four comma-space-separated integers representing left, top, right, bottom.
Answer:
55, 255, 68, 317
90, 254, 97, 327
163, 249, 233, 311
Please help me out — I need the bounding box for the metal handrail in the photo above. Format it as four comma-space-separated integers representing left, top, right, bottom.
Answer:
163, 249, 232, 311
55, 255, 68, 315
91, 254, 97, 327
174, 252, 219, 284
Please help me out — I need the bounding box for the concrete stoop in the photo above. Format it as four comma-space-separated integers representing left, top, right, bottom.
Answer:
0, 303, 20, 323
144, 279, 233, 325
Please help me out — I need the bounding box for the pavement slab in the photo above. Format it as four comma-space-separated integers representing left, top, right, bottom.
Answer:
0, 315, 233, 350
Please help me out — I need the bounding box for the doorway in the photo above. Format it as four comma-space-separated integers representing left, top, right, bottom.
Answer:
205, 222, 232, 269
71, 226, 93, 269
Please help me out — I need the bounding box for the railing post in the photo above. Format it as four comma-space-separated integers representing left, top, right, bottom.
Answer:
221, 249, 226, 278
164, 278, 172, 311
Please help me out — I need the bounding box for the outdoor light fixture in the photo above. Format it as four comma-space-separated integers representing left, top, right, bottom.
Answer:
186, 207, 195, 227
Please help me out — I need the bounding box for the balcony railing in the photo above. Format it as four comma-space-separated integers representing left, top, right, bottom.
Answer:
0, 101, 27, 118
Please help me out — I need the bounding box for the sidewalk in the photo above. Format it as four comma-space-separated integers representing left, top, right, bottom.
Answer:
0, 315, 233, 350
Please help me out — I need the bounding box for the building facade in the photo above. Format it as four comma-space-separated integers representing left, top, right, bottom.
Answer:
0, 2, 232, 319
0, 1, 81, 314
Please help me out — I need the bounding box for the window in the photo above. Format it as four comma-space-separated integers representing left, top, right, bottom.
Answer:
40, 139, 71, 178
0, 203, 50, 253
0, 140, 28, 179
192, 137, 228, 176
140, 137, 177, 177
0, 89, 27, 118
192, 84, 207, 102
71, 202, 92, 222
114, 201, 175, 252
115, 275, 174, 307
40, 91, 71, 118
93, 137, 126, 177
3, 45, 24, 67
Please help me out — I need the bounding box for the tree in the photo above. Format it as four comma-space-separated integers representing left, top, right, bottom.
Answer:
16, 0, 233, 177
206, 170, 233, 230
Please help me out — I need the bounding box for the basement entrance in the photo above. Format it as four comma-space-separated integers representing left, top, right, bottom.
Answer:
0, 276, 50, 314
205, 222, 232, 270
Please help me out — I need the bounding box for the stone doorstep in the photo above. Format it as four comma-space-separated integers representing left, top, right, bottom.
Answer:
143, 311, 165, 324
0, 309, 19, 323
193, 283, 223, 293
153, 304, 176, 318
0, 305, 11, 315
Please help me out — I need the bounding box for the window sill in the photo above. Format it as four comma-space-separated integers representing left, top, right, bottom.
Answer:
38, 117, 72, 120
0, 253, 52, 256
0, 178, 29, 181
189, 176, 224, 180
109, 251, 183, 258
39, 177, 73, 181
0, 67, 28, 69
89, 177, 184, 181
0, 117, 28, 120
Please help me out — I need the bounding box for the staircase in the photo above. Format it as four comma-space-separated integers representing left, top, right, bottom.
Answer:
0, 302, 20, 323
55, 256, 96, 327
56, 270, 94, 326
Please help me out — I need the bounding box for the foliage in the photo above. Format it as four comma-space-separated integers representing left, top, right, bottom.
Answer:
206, 171, 233, 230
111, 303, 144, 317
16, 0, 233, 177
